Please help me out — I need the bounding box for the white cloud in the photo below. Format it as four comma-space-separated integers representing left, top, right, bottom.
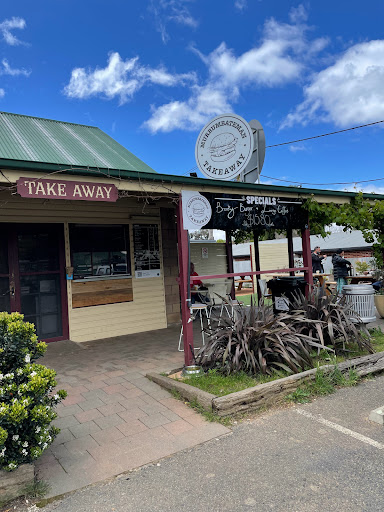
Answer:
64, 52, 196, 104
289, 4, 307, 23
145, 6, 328, 133
144, 84, 232, 132
0, 17, 27, 46
281, 40, 384, 129
0, 88, 5, 98
234, 0, 247, 11
149, 0, 198, 44
289, 144, 307, 152
0, 58, 30, 76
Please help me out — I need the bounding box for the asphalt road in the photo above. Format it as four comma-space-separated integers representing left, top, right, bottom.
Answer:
43, 375, 384, 512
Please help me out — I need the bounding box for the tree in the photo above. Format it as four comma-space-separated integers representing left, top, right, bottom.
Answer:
305, 193, 384, 267
189, 229, 209, 240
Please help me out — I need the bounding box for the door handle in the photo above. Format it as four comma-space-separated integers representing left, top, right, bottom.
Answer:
9, 278, 15, 297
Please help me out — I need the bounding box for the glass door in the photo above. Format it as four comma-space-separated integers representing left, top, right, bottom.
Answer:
0, 224, 68, 342
0, 238, 11, 313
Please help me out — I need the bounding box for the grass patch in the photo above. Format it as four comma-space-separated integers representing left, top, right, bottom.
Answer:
23, 479, 50, 499
370, 327, 384, 352
172, 330, 384, 400
177, 369, 288, 397
285, 364, 360, 404
235, 293, 272, 307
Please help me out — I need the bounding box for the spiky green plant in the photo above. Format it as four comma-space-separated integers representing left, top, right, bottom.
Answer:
196, 300, 327, 376
287, 287, 373, 354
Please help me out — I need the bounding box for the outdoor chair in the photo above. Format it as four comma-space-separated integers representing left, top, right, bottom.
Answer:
259, 279, 272, 300
178, 303, 211, 352
217, 280, 244, 326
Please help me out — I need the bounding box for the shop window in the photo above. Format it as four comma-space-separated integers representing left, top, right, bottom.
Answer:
69, 224, 131, 280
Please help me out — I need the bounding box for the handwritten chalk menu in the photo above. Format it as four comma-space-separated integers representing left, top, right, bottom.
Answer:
202, 193, 307, 231
133, 224, 161, 278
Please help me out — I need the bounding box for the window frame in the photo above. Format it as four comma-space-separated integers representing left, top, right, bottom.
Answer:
69, 223, 132, 282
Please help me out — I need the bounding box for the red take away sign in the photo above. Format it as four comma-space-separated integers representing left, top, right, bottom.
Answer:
16, 177, 118, 202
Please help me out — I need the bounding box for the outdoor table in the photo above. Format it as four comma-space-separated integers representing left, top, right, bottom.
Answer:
234, 278, 253, 291
271, 272, 331, 286
348, 275, 376, 285
312, 273, 332, 287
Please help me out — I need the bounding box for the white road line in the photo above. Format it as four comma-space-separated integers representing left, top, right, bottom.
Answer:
296, 409, 384, 450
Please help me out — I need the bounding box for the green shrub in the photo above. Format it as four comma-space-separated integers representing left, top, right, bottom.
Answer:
0, 312, 67, 471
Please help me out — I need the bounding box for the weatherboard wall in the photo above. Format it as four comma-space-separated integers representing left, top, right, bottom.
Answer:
0, 190, 168, 342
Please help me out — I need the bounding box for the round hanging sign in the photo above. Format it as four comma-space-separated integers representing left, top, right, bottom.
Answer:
195, 113, 254, 181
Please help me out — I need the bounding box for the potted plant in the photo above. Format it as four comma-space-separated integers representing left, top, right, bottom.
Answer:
355, 260, 370, 275
374, 288, 384, 318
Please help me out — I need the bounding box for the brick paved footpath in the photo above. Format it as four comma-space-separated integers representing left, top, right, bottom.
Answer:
36, 326, 229, 498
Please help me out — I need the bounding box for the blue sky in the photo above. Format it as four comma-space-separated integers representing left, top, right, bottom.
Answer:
1, 0, 384, 192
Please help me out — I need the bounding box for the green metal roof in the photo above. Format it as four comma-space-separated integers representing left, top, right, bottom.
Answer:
0, 111, 156, 173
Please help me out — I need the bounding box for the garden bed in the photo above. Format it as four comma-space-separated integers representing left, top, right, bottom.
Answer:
147, 350, 384, 417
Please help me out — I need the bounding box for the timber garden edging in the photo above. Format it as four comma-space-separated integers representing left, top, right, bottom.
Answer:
147, 351, 384, 417
0, 464, 34, 505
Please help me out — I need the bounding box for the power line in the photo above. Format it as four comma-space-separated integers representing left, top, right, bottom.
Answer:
266, 119, 384, 148
260, 175, 384, 186
181, 119, 384, 176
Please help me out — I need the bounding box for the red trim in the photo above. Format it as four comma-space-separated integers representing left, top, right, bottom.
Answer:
225, 231, 235, 300
3, 223, 69, 343
177, 197, 194, 366
189, 267, 309, 281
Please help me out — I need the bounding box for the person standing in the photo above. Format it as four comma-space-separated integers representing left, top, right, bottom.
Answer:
332, 249, 351, 293
312, 246, 327, 273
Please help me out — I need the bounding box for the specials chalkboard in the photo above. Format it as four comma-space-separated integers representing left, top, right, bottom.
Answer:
202, 193, 307, 231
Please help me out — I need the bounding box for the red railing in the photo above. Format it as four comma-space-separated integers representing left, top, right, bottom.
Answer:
188, 267, 310, 282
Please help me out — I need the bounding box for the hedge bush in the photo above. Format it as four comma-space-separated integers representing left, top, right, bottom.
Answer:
0, 312, 67, 471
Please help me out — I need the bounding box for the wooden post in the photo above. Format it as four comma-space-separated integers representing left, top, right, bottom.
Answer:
225, 230, 235, 299
301, 222, 313, 296
253, 230, 262, 304
176, 198, 194, 366
287, 228, 295, 277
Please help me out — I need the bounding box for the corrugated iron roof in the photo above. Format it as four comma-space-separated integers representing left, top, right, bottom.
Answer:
0, 111, 156, 173
293, 230, 375, 253
232, 230, 374, 257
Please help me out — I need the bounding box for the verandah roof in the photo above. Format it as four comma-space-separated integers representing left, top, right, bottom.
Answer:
0, 111, 156, 174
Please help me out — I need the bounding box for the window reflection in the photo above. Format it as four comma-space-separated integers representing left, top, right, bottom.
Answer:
70, 225, 131, 280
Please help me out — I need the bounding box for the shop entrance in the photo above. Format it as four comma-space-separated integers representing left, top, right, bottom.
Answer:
0, 224, 68, 342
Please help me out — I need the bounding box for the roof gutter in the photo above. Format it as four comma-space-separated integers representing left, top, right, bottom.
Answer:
2, 158, 384, 200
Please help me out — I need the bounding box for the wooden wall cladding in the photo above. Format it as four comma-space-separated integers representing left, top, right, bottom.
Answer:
72, 278, 133, 308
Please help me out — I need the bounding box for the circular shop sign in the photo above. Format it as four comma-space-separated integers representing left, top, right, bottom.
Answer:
184, 193, 212, 230
195, 113, 254, 181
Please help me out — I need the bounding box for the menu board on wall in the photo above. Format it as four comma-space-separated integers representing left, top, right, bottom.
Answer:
133, 224, 161, 278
